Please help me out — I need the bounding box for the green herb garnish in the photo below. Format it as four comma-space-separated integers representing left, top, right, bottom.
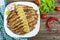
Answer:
5, 10, 10, 15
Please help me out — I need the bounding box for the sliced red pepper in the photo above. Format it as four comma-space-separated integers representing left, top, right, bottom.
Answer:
46, 17, 58, 30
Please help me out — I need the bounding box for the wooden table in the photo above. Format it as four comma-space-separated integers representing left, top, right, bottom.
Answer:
7, 0, 60, 40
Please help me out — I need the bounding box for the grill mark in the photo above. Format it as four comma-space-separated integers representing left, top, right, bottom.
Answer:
15, 21, 23, 26
34, 14, 38, 19
28, 18, 34, 22
26, 16, 32, 20
7, 16, 19, 24
9, 15, 19, 22
12, 16, 20, 22
12, 18, 21, 25
29, 24, 34, 27
8, 17, 20, 25
17, 24, 24, 28
29, 20, 34, 24
9, 15, 17, 22
12, 21, 23, 29
16, 26, 23, 31
14, 20, 22, 25
29, 21, 35, 27
11, 22, 23, 29
8, 18, 22, 29
29, 20, 37, 26
15, 27, 23, 34
25, 11, 33, 15
7, 10, 18, 20
10, 25, 23, 31
25, 12, 30, 15
26, 15, 32, 19
8, 23, 16, 29
28, 17, 37, 24
8, 13, 14, 19
12, 26, 22, 31
16, 30, 26, 35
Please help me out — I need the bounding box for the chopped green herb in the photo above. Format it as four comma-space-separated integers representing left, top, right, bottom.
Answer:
5, 10, 10, 15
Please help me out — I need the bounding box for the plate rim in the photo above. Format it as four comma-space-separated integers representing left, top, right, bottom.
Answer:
4, 2, 40, 38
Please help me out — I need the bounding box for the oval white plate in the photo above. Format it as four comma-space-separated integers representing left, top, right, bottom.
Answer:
4, 2, 40, 38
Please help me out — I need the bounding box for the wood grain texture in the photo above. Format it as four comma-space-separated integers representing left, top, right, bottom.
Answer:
7, 0, 60, 40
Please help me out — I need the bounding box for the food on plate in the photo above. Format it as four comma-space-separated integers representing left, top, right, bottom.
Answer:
7, 4, 38, 35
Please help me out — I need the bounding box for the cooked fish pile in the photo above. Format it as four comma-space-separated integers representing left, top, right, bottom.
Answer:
7, 5, 38, 35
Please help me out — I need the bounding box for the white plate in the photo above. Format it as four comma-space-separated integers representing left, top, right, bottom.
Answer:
4, 2, 40, 38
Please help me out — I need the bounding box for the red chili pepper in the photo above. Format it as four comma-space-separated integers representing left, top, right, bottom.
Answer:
46, 17, 58, 30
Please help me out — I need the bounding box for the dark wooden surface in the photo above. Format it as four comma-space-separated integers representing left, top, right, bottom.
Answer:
7, 0, 60, 40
